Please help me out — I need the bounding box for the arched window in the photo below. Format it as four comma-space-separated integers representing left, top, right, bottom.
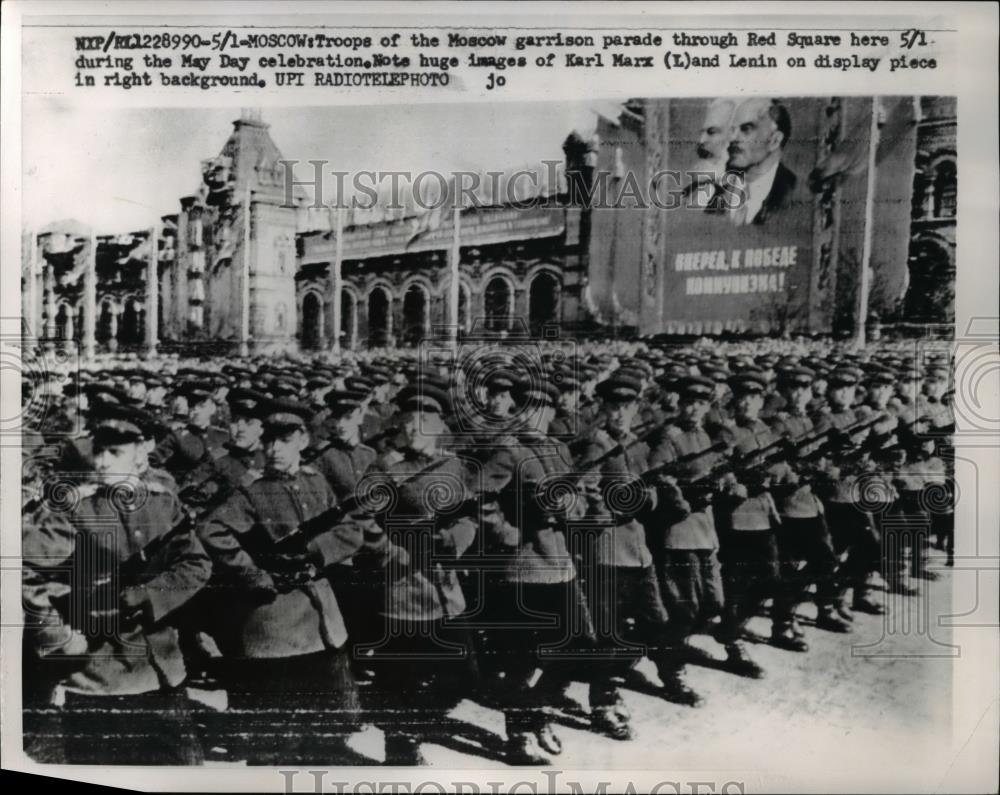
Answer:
933, 160, 956, 218
401, 284, 429, 345
483, 276, 513, 332
301, 291, 324, 350
341, 290, 357, 350
367, 287, 392, 347
528, 271, 561, 335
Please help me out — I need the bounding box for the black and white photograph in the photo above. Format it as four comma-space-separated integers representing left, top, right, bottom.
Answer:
2, 3, 997, 793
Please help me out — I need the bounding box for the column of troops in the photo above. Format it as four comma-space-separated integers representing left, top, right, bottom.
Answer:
20, 337, 956, 766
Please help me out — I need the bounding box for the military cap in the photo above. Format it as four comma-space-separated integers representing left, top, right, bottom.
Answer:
595, 374, 643, 403
269, 380, 300, 399
484, 369, 520, 394
616, 366, 649, 385
396, 384, 449, 415
728, 355, 755, 373
222, 364, 251, 378
777, 365, 815, 387
656, 363, 689, 386
344, 375, 375, 394
702, 366, 730, 383
61, 383, 84, 399
176, 367, 206, 378
828, 368, 859, 387
516, 380, 561, 409
680, 375, 715, 401
89, 402, 148, 445
179, 381, 216, 404
227, 388, 271, 420
83, 383, 133, 406
306, 376, 332, 391
549, 368, 579, 392
325, 389, 367, 416
865, 367, 896, 386
924, 363, 950, 380
729, 370, 767, 394
621, 358, 653, 378
125, 371, 147, 384
262, 399, 312, 435
365, 366, 393, 385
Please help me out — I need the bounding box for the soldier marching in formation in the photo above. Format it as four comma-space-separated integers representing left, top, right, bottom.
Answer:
20, 335, 955, 765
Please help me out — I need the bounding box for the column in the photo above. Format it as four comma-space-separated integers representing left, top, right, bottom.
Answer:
145, 226, 159, 355
239, 188, 251, 357
513, 282, 528, 331
82, 232, 97, 361
25, 231, 38, 336
44, 258, 57, 342
107, 304, 119, 353
921, 178, 935, 218
317, 295, 326, 348
332, 207, 343, 354
64, 306, 75, 343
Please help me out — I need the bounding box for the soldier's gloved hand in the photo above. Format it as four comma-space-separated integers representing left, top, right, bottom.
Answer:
53, 628, 90, 657
119, 586, 150, 629
272, 568, 315, 593
249, 583, 279, 604
744, 471, 771, 496
657, 476, 691, 517
689, 484, 716, 510
269, 549, 315, 574
655, 473, 683, 497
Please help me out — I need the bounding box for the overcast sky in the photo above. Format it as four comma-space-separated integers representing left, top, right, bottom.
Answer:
23, 99, 617, 235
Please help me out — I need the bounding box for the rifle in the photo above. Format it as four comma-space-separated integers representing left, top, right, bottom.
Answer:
639, 440, 730, 485
53, 480, 228, 639
575, 419, 666, 473
183, 430, 353, 503
684, 436, 795, 488
271, 453, 459, 555
806, 414, 885, 462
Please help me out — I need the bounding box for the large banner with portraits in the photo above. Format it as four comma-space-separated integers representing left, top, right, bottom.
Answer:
588, 96, 917, 337
651, 96, 820, 336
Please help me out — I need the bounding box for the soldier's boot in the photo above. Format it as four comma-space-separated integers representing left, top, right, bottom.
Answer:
834, 599, 855, 623
384, 732, 425, 766
536, 722, 563, 756
658, 666, 704, 708
725, 640, 765, 679
505, 709, 562, 759
505, 731, 553, 766
816, 605, 853, 633
887, 579, 920, 596
770, 623, 809, 653
589, 690, 634, 741
852, 589, 886, 615
911, 539, 938, 580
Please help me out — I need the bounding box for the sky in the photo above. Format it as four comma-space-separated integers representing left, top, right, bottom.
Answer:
22, 99, 619, 235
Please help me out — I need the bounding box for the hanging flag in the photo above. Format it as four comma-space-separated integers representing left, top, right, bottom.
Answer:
407, 174, 455, 247
808, 97, 886, 192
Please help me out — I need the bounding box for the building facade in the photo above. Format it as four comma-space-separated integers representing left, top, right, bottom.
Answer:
21, 99, 956, 355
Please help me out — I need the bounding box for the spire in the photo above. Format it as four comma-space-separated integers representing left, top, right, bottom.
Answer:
219, 109, 294, 200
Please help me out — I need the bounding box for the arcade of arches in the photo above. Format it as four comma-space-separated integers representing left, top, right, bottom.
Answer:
296, 266, 566, 350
